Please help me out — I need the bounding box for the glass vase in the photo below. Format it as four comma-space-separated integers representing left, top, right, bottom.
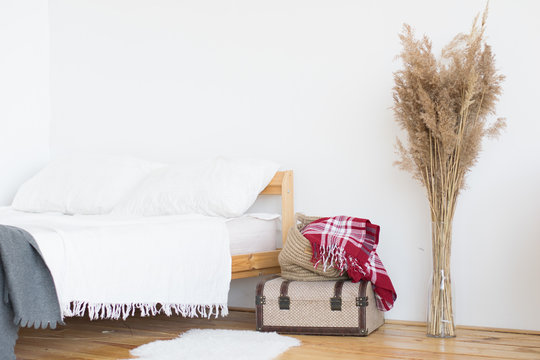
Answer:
427, 221, 456, 338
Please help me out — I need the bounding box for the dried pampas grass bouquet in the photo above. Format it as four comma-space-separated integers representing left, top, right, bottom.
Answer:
392, 5, 505, 337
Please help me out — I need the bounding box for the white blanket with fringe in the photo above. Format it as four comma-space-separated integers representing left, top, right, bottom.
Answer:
0, 208, 231, 320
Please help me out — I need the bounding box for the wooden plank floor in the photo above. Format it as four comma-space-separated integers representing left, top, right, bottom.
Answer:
15, 311, 540, 360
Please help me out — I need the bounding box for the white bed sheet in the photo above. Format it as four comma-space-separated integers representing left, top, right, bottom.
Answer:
0, 208, 280, 256
226, 214, 280, 255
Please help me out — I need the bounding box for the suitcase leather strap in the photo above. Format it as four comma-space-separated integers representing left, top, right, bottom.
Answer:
334, 280, 345, 297
279, 280, 291, 310
331, 280, 345, 311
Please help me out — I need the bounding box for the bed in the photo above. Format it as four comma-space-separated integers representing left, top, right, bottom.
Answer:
0, 169, 293, 321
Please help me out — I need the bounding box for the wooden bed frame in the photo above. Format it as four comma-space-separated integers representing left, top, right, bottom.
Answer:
230, 170, 293, 279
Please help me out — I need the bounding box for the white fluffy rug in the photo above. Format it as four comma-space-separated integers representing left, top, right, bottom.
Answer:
127, 329, 301, 360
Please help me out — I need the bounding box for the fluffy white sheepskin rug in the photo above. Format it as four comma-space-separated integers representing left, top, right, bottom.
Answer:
127, 329, 301, 360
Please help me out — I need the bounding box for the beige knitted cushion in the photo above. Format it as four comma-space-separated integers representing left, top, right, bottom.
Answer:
278, 213, 348, 281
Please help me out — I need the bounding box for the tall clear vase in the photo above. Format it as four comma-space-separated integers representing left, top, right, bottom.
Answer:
427, 221, 456, 338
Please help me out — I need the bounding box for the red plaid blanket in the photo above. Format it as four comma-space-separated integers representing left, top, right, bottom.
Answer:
301, 216, 397, 311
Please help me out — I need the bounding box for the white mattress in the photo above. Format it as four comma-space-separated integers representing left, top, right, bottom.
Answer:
226, 214, 281, 255
0, 207, 280, 256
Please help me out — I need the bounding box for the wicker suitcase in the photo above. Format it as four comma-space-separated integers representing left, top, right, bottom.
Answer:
256, 277, 384, 336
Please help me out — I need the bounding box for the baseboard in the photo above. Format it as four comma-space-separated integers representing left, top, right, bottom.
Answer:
228, 306, 255, 313
385, 319, 540, 336
227, 309, 540, 335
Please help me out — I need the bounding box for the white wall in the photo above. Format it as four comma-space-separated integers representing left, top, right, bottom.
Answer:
0, 0, 50, 205
48, 0, 540, 330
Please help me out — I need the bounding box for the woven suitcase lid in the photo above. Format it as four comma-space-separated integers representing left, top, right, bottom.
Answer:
263, 278, 360, 301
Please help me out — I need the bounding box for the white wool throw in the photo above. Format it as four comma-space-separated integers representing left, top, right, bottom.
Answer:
128, 329, 301, 360
2, 211, 231, 320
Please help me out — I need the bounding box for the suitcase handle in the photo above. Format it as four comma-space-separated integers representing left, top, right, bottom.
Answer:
277, 280, 347, 311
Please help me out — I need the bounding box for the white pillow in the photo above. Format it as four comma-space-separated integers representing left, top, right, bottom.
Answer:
12, 156, 163, 215
112, 157, 280, 218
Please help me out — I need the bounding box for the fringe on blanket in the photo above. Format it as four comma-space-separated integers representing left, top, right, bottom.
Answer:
62, 301, 228, 321
313, 242, 366, 278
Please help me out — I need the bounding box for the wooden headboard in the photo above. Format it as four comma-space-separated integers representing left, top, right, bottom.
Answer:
260, 170, 294, 246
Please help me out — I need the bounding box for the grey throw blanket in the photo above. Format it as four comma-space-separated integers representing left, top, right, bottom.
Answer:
0, 225, 63, 360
